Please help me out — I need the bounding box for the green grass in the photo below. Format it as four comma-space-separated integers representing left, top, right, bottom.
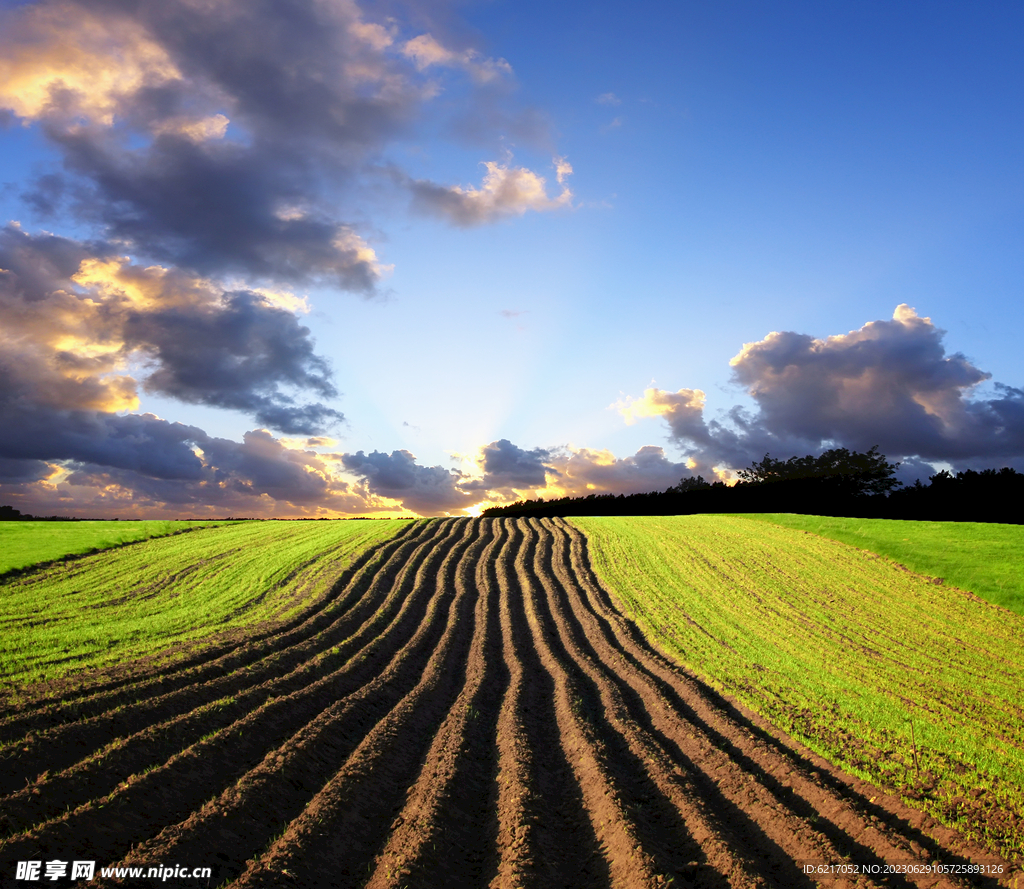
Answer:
0, 520, 411, 686
573, 514, 1024, 863
0, 520, 232, 575
737, 513, 1024, 615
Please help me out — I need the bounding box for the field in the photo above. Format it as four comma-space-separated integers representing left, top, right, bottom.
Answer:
736, 514, 1024, 616
0, 517, 1019, 887
574, 515, 1024, 869
0, 520, 231, 576
0, 520, 407, 687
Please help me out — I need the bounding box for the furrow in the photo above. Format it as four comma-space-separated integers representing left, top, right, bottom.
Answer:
554, 517, 1002, 889
363, 519, 504, 889
512, 519, 668, 889
0, 520, 425, 735
487, 518, 542, 889
89, 518, 484, 887
0, 519, 469, 867
493, 518, 608, 889
226, 522, 486, 889
536, 517, 830, 888
0, 519, 443, 800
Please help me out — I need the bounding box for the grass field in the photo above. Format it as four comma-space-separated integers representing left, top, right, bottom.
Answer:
0, 520, 232, 575
573, 514, 1024, 863
0, 519, 411, 687
739, 513, 1024, 616
2, 517, 1009, 886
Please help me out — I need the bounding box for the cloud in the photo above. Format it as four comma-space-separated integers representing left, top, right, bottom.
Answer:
408, 158, 573, 226
0, 0, 548, 292
478, 439, 552, 488
0, 0, 592, 519
554, 156, 573, 185
340, 449, 477, 515
0, 224, 341, 434
0, 0, 420, 292
621, 305, 1024, 475
402, 33, 512, 83
0, 416, 385, 519
467, 440, 695, 505
595, 93, 621, 106
541, 446, 694, 497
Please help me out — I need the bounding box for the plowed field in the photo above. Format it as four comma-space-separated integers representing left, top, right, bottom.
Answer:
0, 518, 1014, 888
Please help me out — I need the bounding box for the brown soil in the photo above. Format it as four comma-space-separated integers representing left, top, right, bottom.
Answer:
0, 517, 1018, 889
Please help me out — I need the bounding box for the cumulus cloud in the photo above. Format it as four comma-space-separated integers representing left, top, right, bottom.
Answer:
0, 224, 341, 434
341, 449, 476, 515
478, 439, 552, 488
0, 0, 588, 519
402, 33, 513, 83
0, 0, 549, 292
621, 305, 1024, 476
0, 0, 420, 291
338, 439, 696, 515
540, 445, 694, 498
0, 424, 377, 519
468, 440, 694, 505
408, 158, 573, 226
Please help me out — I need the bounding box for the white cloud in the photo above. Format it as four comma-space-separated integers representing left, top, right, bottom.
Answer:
408, 157, 573, 226
402, 33, 512, 83
621, 305, 1024, 475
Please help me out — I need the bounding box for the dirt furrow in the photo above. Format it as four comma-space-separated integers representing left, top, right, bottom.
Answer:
362, 519, 504, 889
0, 521, 434, 792
86, 519, 486, 886
0, 520, 459, 832
544, 517, 897, 885
553, 516, 1009, 889
486, 518, 543, 889
510, 519, 680, 889
0, 521, 425, 735
493, 519, 609, 889
226, 522, 487, 889
527, 518, 785, 889
0, 519, 471, 867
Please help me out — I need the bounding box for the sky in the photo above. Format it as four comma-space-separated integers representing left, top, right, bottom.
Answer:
1, 0, 1023, 518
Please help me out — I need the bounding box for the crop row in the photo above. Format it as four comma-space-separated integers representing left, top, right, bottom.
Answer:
0, 517, 1011, 887
574, 514, 1024, 864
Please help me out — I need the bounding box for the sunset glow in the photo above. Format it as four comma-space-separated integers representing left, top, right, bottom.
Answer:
0, 0, 1021, 517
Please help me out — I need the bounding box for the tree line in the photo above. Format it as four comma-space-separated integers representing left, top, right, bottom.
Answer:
0, 505, 80, 522
482, 447, 1024, 523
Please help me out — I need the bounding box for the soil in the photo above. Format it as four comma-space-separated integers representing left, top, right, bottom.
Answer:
0, 517, 1018, 888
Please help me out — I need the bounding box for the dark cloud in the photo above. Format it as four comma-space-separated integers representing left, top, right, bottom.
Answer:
0, 224, 342, 435
341, 449, 475, 515
0, 0, 547, 290
0, 456, 53, 483
0, 0, 422, 290
479, 438, 551, 487
124, 288, 342, 434
0, 414, 369, 518
625, 305, 1024, 475
543, 445, 694, 497
0, 405, 208, 480
49, 130, 387, 291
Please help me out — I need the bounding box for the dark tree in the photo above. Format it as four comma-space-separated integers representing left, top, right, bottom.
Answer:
672, 475, 712, 493
737, 445, 901, 496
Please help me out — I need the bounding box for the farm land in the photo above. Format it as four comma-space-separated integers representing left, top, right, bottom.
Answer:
0, 515, 1021, 887
0, 520, 233, 576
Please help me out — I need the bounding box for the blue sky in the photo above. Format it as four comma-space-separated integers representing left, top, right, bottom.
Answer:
0, 0, 1022, 516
